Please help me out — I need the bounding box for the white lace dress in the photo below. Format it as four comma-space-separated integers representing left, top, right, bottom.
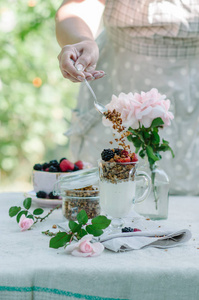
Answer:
66, 0, 199, 195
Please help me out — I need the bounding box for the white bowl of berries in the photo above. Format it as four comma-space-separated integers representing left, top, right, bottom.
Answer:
32, 158, 90, 199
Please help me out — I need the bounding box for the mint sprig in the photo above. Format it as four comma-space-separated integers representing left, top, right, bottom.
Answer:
49, 210, 111, 249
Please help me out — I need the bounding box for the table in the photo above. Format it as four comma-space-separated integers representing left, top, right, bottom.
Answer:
0, 192, 199, 300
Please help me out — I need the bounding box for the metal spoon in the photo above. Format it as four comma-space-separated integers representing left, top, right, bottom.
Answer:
84, 78, 108, 115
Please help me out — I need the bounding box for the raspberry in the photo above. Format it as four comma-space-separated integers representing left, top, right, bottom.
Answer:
133, 228, 141, 232
48, 166, 59, 172
131, 153, 138, 162
60, 159, 74, 172
48, 192, 59, 199
121, 150, 129, 157
36, 191, 47, 198
101, 149, 114, 161
33, 164, 43, 171
75, 160, 83, 170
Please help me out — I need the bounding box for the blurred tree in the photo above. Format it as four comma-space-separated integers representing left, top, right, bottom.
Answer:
0, 0, 79, 191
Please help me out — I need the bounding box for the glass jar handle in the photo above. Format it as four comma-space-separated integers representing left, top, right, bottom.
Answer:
134, 171, 151, 203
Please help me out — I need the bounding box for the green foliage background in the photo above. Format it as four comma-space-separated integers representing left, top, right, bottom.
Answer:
0, 1, 79, 191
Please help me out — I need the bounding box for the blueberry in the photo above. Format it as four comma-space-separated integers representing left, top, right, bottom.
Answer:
36, 191, 47, 198
59, 157, 67, 163
114, 148, 122, 155
48, 165, 59, 172
42, 162, 50, 170
48, 192, 59, 199
49, 160, 59, 167
33, 163, 43, 171
73, 164, 79, 171
122, 227, 134, 233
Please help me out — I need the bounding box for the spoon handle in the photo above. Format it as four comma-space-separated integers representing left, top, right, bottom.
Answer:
84, 78, 98, 102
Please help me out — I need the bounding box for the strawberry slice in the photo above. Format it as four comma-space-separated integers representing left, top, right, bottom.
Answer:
131, 153, 138, 162
116, 157, 131, 163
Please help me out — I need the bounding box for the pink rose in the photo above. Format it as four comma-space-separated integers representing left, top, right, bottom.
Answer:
103, 92, 140, 129
19, 214, 34, 231
102, 88, 174, 129
133, 88, 174, 128
65, 234, 104, 257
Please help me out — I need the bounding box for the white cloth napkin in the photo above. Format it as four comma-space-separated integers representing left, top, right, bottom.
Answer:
58, 211, 192, 253
98, 229, 192, 252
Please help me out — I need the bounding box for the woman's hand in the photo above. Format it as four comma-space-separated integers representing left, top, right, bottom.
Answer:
58, 39, 105, 82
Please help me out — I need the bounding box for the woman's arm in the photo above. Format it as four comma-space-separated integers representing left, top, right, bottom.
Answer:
55, 0, 105, 82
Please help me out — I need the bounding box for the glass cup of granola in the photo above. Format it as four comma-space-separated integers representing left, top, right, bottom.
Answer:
99, 158, 151, 229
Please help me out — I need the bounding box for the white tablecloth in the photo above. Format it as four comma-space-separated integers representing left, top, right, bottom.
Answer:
0, 192, 199, 300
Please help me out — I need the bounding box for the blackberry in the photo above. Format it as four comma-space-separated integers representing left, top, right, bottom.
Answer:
122, 227, 134, 233
42, 162, 50, 170
49, 160, 59, 167
33, 163, 43, 171
73, 164, 79, 171
48, 165, 59, 172
49, 192, 59, 199
114, 148, 122, 155
101, 149, 114, 161
36, 191, 47, 198
59, 157, 67, 163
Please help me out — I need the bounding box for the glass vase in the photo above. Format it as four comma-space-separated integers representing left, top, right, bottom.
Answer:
134, 161, 169, 220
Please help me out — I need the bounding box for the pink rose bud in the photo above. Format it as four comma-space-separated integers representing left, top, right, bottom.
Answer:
19, 215, 34, 231
65, 234, 104, 257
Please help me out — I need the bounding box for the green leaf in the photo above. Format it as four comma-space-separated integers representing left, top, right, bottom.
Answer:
86, 225, 103, 237
27, 215, 34, 220
9, 206, 21, 217
135, 146, 141, 153
49, 232, 72, 249
169, 147, 175, 158
151, 131, 160, 144
151, 117, 164, 128
159, 144, 175, 157
143, 131, 150, 139
77, 229, 88, 239
139, 149, 146, 158
33, 208, 44, 215
127, 134, 134, 143
162, 139, 169, 145
16, 210, 28, 223
91, 215, 111, 230
23, 197, 32, 210
132, 137, 142, 148
146, 146, 159, 162
77, 210, 88, 225
128, 127, 137, 135
69, 220, 82, 233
